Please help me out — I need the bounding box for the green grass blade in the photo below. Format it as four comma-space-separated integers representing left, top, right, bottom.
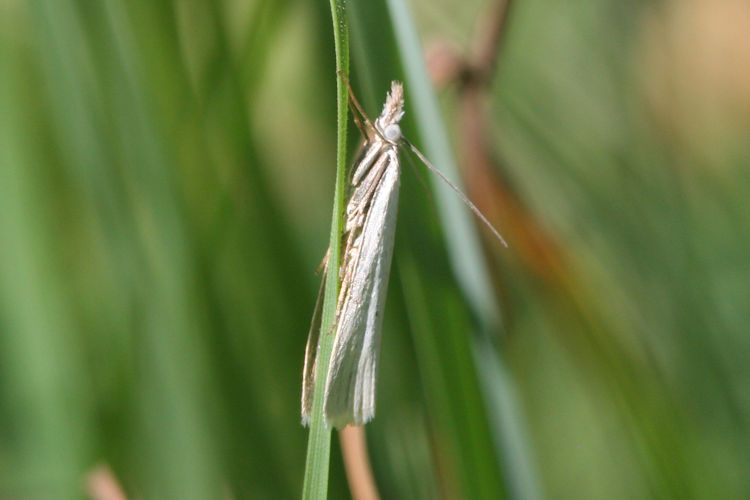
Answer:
383, 0, 541, 497
301, 0, 350, 497
0, 26, 90, 497
384, 0, 499, 327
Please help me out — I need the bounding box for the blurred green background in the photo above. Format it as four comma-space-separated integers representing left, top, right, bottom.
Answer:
2, 0, 750, 498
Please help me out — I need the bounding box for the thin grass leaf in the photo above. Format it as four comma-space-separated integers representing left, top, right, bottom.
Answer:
383, 0, 541, 497
0, 26, 90, 497
301, 0, 350, 497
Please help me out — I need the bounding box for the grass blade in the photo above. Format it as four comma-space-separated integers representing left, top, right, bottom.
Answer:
383, 0, 541, 497
301, 0, 350, 497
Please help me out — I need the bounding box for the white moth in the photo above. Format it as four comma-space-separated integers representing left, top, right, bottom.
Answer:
302, 80, 506, 429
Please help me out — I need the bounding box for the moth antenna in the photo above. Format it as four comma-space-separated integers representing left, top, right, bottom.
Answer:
403, 148, 436, 206
402, 139, 508, 247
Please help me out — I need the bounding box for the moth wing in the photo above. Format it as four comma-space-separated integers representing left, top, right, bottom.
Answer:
324, 155, 400, 428
301, 267, 327, 426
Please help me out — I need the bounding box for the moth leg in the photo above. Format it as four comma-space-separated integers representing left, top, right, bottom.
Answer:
337, 71, 390, 144
337, 71, 376, 131
350, 106, 369, 139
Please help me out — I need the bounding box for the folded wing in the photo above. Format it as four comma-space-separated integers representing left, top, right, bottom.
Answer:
324, 150, 400, 428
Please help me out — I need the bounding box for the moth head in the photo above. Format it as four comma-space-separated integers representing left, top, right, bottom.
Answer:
384, 124, 402, 143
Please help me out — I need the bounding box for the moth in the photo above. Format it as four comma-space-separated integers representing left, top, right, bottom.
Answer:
302, 78, 506, 429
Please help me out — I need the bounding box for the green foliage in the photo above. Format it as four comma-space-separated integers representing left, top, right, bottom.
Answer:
301, 0, 349, 497
1, 0, 749, 499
